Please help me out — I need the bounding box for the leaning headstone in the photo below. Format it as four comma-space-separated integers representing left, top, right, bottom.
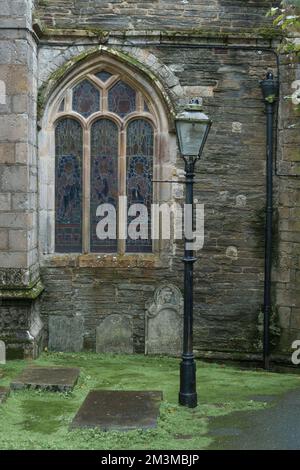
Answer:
71, 390, 162, 431
145, 284, 183, 356
0, 341, 5, 364
0, 387, 9, 404
48, 316, 84, 352
96, 315, 133, 353
10, 367, 80, 392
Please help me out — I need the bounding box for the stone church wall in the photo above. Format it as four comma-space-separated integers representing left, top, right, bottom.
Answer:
0, 0, 299, 362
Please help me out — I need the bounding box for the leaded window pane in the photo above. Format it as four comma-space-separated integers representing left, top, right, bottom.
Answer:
90, 119, 119, 253
72, 79, 100, 118
95, 71, 112, 82
108, 80, 136, 118
126, 119, 153, 253
55, 118, 83, 253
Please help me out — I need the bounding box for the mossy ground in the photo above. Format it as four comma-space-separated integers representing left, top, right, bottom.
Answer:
0, 352, 299, 450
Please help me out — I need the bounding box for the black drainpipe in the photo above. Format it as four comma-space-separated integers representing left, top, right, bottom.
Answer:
260, 72, 279, 370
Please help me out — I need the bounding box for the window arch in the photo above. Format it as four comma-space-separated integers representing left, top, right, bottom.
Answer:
55, 118, 83, 253
53, 69, 156, 254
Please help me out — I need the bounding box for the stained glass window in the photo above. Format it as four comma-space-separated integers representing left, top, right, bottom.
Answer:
95, 71, 112, 82
90, 119, 119, 252
55, 71, 156, 255
72, 79, 100, 118
108, 81, 136, 118
55, 118, 83, 252
126, 119, 153, 253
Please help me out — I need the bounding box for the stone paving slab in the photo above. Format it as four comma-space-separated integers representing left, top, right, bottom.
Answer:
71, 390, 163, 431
10, 367, 80, 392
208, 389, 300, 450
0, 386, 10, 404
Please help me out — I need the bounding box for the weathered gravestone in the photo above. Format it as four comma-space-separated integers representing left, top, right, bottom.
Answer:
96, 315, 133, 354
48, 316, 84, 352
0, 387, 9, 404
0, 341, 5, 364
145, 284, 183, 356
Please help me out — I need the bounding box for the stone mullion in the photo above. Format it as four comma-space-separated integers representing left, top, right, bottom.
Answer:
118, 127, 126, 254
82, 127, 91, 254
65, 89, 73, 112
153, 131, 160, 254
137, 91, 143, 113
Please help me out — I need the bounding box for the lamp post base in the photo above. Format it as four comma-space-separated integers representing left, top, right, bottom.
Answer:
179, 358, 197, 408
179, 392, 198, 408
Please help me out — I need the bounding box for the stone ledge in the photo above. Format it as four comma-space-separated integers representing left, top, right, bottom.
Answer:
33, 21, 282, 48
0, 279, 44, 300
40, 253, 164, 269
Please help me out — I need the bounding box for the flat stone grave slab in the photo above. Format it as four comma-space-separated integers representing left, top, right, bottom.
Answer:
0, 387, 9, 404
71, 390, 163, 431
10, 367, 80, 392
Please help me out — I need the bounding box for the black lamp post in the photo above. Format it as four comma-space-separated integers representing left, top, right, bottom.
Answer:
260, 72, 279, 370
175, 99, 212, 408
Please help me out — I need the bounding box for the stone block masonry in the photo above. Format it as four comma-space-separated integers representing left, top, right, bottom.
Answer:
1, 0, 299, 362
0, 0, 43, 359
36, 0, 276, 32
37, 39, 279, 357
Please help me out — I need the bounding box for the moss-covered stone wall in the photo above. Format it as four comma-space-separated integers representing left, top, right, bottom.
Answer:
35, 0, 277, 32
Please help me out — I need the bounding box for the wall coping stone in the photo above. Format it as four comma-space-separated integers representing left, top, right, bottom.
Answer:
33, 21, 282, 48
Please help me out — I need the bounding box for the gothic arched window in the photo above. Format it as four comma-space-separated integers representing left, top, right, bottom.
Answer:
54, 70, 156, 254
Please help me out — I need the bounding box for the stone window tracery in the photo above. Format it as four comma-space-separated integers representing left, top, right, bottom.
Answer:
54, 69, 155, 254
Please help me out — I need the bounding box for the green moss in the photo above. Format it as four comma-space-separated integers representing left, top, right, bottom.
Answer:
38, 46, 176, 121
37, 47, 99, 120
159, 26, 282, 41
38, 0, 50, 6
254, 26, 283, 40
0, 280, 44, 300
0, 352, 299, 450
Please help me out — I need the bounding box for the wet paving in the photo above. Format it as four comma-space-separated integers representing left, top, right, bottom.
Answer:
208, 390, 300, 450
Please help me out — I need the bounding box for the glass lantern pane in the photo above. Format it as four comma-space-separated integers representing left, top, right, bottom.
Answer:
90, 119, 118, 253
72, 79, 100, 118
126, 119, 153, 253
95, 71, 112, 82
108, 80, 136, 118
176, 121, 207, 157
55, 118, 83, 252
